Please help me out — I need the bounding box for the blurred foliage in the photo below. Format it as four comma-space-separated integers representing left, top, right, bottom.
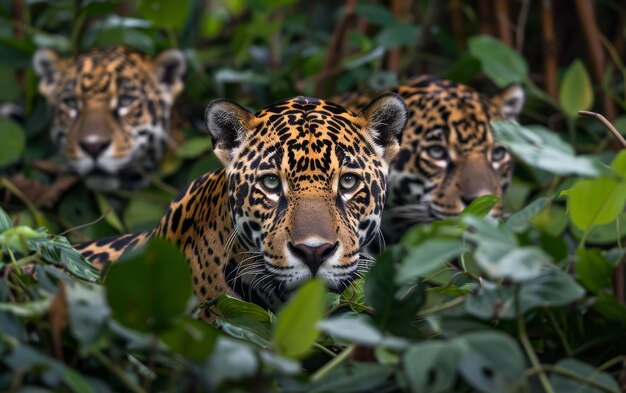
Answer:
0, 0, 626, 392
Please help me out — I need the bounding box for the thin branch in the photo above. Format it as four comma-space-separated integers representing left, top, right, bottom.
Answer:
526, 364, 620, 393
310, 344, 356, 382
575, 0, 616, 120
515, 0, 531, 52
578, 111, 626, 148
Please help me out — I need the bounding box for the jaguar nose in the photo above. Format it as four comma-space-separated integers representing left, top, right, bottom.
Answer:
79, 138, 111, 159
288, 241, 339, 275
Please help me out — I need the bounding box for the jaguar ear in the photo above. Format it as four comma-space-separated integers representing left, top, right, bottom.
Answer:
153, 49, 186, 102
204, 99, 254, 165
358, 93, 408, 163
33, 48, 63, 98
492, 84, 525, 120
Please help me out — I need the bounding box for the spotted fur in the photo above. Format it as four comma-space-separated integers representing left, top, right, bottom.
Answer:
75, 95, 408, 317
33, 46, 186, 191
335, 75, 524, 236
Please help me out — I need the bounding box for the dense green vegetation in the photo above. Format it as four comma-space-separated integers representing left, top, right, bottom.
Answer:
1, 1, 625, 392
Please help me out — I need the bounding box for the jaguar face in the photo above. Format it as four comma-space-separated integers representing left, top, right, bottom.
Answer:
33, 46, 186, 191
205, 95, 408, 293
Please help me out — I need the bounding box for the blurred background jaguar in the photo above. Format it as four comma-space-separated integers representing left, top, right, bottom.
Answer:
33, 46, 186, 191
334, 76, 524, 237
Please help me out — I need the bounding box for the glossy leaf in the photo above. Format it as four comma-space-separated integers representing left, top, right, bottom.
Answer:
273, 278, 325, 358
468, 35, 528, 87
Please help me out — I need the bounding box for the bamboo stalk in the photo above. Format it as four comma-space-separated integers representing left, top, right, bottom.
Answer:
575, 0, 617, 120
494, 0, 513, 47
541, 0, 558, 99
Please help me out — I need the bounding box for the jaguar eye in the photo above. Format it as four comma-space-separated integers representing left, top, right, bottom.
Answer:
63, 97, 78, 110
260, 174, 281, 192
339, 173, 359, 191
118, 95, 136, 107
492, 146, 508, 162
425, 145, 447, 160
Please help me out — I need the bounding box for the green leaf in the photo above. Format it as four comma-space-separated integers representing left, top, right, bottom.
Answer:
505, 197, 549, 232
461, 194, 500, 218
0, 119, 25, 167
138, 0, 189, 28
215, 295, 273, 341
354, 3, 396, 26
66, 282, 110, 347
123, 197, 167, 232
396, 239, 467, 284
104, 239, 193, 332
161, 317, 219, 361
374, 23, 420, 49
593, 293, 626, 326
94, 192, 125, 233
365, 251, 425, 336
493, 121, 602, 177
550, 358, 620, 393
318, 315, 383, 346
575, 248, 614, 293
0, 205, 12, 231
273, 278, 325, 358
559, 59, 594, 118
308, 363, 395, 393
176, 137, 213, 159
566, 178, 626, 230
458, 331, 527, 393
404, 340, 463, 393
474, 246, 551, 282
468, 35, 528, 87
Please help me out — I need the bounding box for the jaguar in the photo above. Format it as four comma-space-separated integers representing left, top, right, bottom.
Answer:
75, 95, 408, 318
334, 75, 524, 237
33, 46, 186, 191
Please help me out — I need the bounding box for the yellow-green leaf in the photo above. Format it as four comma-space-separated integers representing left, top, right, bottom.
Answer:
559, 59, 593, 118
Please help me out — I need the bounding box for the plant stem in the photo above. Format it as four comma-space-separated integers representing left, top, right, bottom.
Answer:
525, 364, 620, 393
417, 296, 465, 317
93, 350, 145, 393
597, 355, 626, 372
516, 287, 555, 393
314, 343, 338, 358
544, 308, 572, 356
310, 344, 355, 382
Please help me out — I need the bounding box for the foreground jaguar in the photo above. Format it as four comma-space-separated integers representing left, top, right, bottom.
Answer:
76, 95, 408, 318
335, 75, 524, 237
33, 46, 186, 191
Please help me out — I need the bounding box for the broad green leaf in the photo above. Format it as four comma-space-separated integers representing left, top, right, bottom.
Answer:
0, 205, 12, 231
364, 251, 425, 336
575, 248, 614, 293
404, 340, 463, 393
474, 246, 551, 282
161, 317, 219, 361
559, 59, 594, 118
466, 268, 585, 319
318, 315, 383, 346
0, 119, 25, 167
550, 358, 620, 393
493, 121, 602, 177
104, 239, 193, 332
138, 0, 189, 28
66, 282, 110, 347
396, 239, 467, 284
468, 35, 528, 87
505, 197, 549, 232
354, 3, 396, 26
461, 194, 500, 218
204, 338, 258, 386
273, 278, 325, 359
374, 23, 420, 49
458, 331, 527, 393
124, 197, 167, 232
308, 363, 394, 393
593, 294, 626, 326
216, 295, 273, 341
532, 205, 569, 236
611, 149, 626, 177
567, 178, 626, 230
176, 137, 213, 159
